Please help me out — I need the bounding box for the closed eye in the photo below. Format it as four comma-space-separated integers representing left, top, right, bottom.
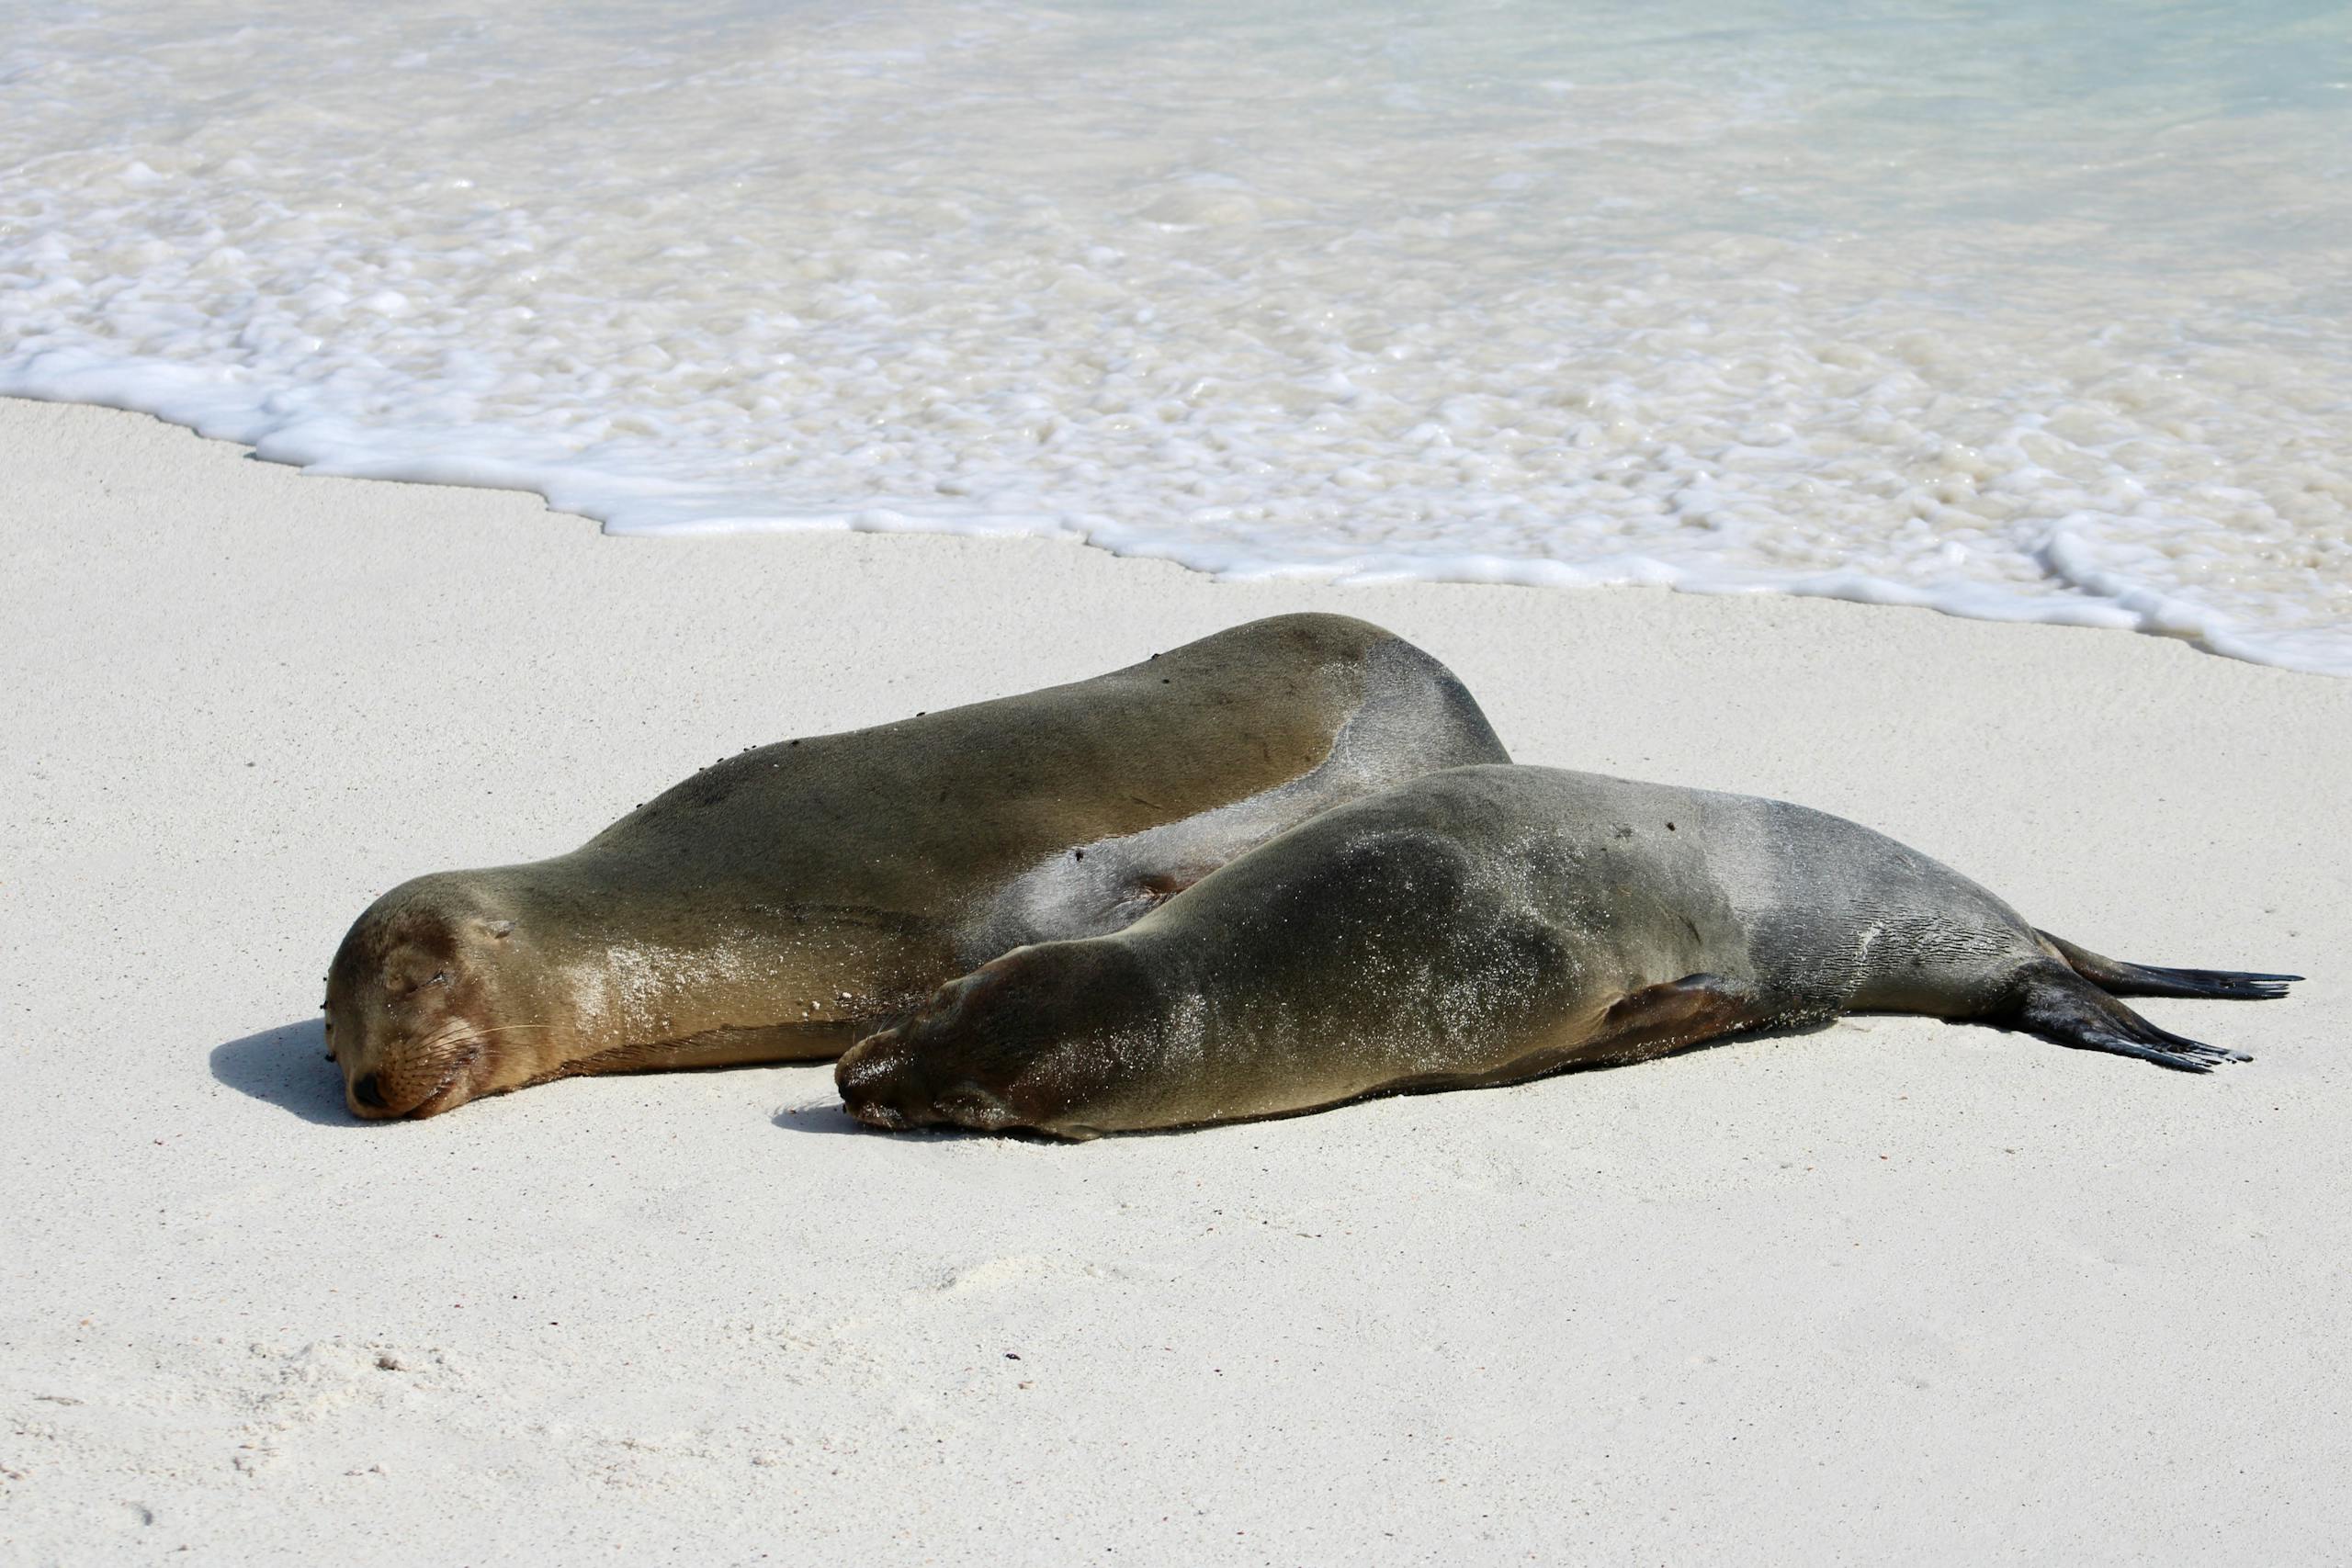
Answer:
385, 971, 452, 1005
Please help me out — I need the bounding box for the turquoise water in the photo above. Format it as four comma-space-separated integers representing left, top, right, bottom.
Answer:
5, 0, 2348, 668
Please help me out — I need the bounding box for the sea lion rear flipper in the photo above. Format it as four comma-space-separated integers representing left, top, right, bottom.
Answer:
1588, 974, 1773, 1064
2035, 930, 2300, 1000
2001, 961, 2253, 1073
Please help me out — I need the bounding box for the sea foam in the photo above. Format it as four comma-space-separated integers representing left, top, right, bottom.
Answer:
5, 0, 2347, 671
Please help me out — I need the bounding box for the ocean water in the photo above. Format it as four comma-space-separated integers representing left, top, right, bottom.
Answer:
5, 0, 2348, 671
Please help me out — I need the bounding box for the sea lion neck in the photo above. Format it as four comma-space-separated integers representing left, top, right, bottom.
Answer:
508, 846, 951, 1045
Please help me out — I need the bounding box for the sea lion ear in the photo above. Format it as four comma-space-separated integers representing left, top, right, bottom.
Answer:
481, 919, 515, 940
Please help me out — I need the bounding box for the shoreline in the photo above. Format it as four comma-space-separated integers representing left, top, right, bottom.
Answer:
5, 372, 2342, 680
4, 395, 2346, 1563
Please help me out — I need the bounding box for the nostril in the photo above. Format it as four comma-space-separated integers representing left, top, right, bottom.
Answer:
353, 1073, 387, 1110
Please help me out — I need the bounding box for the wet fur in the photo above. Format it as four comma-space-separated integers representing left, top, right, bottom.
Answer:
322, 615, 1510, 1117
838, 765, 2298, 1138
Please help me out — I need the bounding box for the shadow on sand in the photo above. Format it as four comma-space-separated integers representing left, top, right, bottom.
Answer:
209, 1019, 356, 1126
771, 1097, 1066, 1145
770, 1100, 890, 1137
761, 1017, 1855, 1144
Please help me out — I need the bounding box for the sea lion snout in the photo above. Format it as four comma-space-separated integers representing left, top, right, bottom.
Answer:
835, 1028, 918, 1129
343, 1036, 485, 1120
836, 943, 1159, 1139
346, 1062, 481, 1121
836, 963, 1024, 1131
835, 1032, 1021, 1134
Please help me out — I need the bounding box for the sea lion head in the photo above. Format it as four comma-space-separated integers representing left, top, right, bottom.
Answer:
835, 941, 1163, 1140
323, 873, 556, 1120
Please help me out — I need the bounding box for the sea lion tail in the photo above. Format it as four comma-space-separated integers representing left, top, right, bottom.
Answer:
1999, 960, 2255, 1073
2036, 930, 2301, 1001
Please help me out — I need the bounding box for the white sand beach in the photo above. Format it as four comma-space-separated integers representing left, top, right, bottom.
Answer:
4, 394, 2347, 1563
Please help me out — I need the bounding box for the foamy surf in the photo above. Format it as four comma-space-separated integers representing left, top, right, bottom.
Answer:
5, 0, 2346, 671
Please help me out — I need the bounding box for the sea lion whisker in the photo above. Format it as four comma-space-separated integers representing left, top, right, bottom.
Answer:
418, 1022, 560, 1056
410, 1041, 485, 1113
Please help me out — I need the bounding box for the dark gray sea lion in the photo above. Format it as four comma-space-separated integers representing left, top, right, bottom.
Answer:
322, 615, 1509, 1119
837, 764, 2297, 1139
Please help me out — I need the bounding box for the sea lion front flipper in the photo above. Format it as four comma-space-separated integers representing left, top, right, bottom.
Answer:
2000, 961, 2253, 1073
1584, 974, 1773, 1065
2035, 930, 2301, 1001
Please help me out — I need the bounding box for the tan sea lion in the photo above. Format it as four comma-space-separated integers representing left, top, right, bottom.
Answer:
322, 615, 1509, 1119
837, 764, 2298, 1138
